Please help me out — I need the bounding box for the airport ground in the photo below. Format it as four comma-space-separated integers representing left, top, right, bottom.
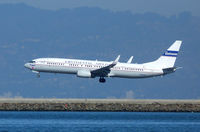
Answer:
0, 99, 200, 112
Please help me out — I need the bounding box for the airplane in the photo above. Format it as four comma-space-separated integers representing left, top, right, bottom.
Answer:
24, 40, 182, 83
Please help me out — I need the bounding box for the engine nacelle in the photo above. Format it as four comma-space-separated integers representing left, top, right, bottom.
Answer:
77, 70, 91, 78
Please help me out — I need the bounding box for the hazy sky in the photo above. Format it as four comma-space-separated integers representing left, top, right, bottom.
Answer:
0, 2, 199, 99
0, 0, 199, 16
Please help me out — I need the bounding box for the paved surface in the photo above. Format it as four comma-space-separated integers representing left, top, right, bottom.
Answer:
0, 98, 200, 103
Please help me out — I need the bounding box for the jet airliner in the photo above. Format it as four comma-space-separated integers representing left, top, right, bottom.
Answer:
24, 40, 182, 83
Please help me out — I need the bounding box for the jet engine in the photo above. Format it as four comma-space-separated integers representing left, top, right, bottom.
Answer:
77, 70, 91, 78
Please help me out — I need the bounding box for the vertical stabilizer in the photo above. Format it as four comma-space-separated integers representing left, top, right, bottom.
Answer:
144, 40, 182, 69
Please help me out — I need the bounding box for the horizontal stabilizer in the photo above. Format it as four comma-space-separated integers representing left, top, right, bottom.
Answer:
163, 66, 182, 74
162, 67, 176, 74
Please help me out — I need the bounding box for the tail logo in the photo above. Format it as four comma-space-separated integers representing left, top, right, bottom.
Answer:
163, 50, 178, 57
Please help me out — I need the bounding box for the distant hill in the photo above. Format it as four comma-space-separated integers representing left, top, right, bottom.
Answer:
0, 3, 200, 99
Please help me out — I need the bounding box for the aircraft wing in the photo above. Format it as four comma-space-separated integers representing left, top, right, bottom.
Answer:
91, 55, 120, 77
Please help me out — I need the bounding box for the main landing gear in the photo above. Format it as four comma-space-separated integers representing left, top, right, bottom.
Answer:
99, 77, 106, 83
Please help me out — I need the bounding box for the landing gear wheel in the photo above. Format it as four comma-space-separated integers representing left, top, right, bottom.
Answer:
99, 77, 106, 83
37, 73, 40, 78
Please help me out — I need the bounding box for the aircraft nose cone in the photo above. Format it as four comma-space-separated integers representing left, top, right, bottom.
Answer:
24, 63, 29, 69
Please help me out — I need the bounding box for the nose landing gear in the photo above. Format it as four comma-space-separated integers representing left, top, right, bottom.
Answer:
36, 73, 40, 78
32, 70, 40, 78
99, 77, 106, 83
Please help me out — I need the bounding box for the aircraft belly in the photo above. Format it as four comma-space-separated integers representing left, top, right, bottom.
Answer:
110, 70, 162, 78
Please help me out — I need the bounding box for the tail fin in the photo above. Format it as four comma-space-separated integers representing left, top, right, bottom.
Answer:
144, 40, 182, 69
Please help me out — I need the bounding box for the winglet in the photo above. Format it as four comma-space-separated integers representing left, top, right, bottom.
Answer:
127, 56, 134, 64
113, 55, 120, 64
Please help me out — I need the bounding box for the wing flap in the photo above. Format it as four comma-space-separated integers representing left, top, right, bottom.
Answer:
91, 55, 120, 77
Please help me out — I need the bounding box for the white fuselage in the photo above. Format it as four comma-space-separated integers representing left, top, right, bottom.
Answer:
24, 40, 182, 82
24, 58, 163, 78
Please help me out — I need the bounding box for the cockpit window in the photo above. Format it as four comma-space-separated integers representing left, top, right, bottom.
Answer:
29, 61, 36, 63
